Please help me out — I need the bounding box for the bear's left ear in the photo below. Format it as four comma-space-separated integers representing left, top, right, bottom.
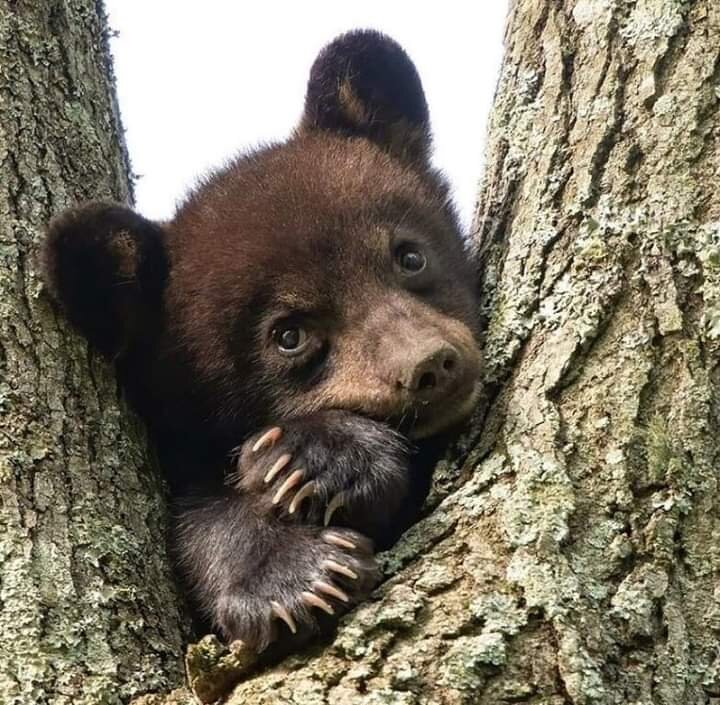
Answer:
43, 202, 169, 358
300, 30, 431, 163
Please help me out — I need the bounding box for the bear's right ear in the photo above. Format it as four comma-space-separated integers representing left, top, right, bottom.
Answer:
44, 202, 168, 358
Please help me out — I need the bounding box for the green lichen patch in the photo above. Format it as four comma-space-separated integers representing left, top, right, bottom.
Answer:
185, 636, 258, 704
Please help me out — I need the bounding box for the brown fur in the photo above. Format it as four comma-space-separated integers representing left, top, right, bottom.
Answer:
151, 132, 480, 443
43, 30, 482, 653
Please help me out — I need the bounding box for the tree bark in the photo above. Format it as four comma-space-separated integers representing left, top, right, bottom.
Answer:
6, 1, 720, 704
220, 1, 720, 703
0, 2, 187, 703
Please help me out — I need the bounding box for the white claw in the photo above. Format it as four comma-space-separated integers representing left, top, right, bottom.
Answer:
323, 491, 346, 526
253, 427, 282, 453
264, 453, 292, 484
270, 601, 297, 634
323, 531, 357, 551
272, 469, 304, 505
323, 559, 359, 580
289, 480, 316, 514
314, 580, 349, 603
301, 591, 334, 615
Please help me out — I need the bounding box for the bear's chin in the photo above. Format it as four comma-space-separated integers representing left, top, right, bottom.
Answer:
407, 381, 482, 440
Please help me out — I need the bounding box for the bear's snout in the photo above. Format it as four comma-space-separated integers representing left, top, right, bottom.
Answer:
398, 341, 460, 400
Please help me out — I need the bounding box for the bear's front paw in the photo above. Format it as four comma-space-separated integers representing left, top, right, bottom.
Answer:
214, 526, 379, 652
228, 411, 409, 534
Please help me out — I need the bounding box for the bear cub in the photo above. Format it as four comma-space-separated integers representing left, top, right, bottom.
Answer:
44, 30, 482, 652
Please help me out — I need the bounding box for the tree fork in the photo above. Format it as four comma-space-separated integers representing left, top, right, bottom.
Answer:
3, 1, 720, 704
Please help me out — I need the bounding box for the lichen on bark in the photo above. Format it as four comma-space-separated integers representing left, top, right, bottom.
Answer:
4, 0, 720, 703
0, 2, 187, 703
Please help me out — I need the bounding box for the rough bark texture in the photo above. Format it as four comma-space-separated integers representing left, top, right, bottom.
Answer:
0, 2, 187, 703
218, 1, 720, 703
5, 1, 720, 703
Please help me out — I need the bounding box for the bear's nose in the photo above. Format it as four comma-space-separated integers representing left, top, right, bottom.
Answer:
402, 344, 461, 401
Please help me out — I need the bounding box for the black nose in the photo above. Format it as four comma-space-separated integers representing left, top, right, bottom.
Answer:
403, 345, 461, 400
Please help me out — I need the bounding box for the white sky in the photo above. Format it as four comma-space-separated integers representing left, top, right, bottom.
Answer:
104, 2, 508, 229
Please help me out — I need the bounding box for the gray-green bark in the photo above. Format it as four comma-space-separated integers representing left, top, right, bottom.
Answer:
218, 1, 720, 703
5, 1, 720, 704
0, 2, 187, 703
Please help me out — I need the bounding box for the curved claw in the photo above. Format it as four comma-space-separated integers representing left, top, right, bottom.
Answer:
301, 591, 334, 615
273, 469, 304, 505
253, 427, 282, 454
264, 453, 292, 484
323, 531, 357, 551
323, 559, 359, 580
271, 600, 297, 634
314, 580, 349, 603
323, 491, 346, 526
289, 480, 316, 514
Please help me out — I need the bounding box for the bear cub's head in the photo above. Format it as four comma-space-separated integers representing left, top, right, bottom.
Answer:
45, 31, 482, 445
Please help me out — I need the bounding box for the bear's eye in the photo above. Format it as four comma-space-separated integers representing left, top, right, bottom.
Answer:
395, 244, 427, 275
274, 325, 309, 355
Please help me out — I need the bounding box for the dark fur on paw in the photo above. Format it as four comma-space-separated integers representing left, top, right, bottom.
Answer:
228, 411, 409, 539
212, 525, 378, 651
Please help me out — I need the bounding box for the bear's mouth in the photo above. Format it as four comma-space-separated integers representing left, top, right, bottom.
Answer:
390, 380, 482, 440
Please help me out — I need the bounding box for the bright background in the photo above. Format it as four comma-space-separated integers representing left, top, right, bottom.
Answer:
104, 2, 509, 228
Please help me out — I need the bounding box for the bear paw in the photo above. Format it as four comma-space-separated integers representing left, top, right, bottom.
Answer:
214, 526, 378, 651
228, 411, 409, 532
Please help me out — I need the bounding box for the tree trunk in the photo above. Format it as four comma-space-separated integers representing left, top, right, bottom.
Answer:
220, 1, 720, 703
6, 1, 720, 704
0, 2, 187, 703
